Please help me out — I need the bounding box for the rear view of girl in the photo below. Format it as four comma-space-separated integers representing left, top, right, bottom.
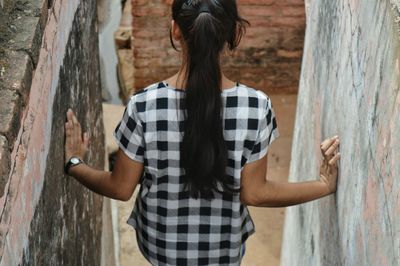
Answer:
64, 0, 341, 265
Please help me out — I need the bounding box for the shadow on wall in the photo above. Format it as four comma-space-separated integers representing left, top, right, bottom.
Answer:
282, 0, 400, 265
0, 0, 110, 265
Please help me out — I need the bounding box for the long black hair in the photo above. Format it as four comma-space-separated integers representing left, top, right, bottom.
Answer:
171, 0, 249, 199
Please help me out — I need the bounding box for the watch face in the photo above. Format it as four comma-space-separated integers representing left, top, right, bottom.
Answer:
71, 157, 80, 164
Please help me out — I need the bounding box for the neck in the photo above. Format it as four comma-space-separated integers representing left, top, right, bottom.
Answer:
165, 65, 236, 91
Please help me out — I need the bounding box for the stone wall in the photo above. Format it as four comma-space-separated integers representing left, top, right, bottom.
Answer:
281, 0, 400, 265
131, 0, 305, 94
0, 0, 108, 265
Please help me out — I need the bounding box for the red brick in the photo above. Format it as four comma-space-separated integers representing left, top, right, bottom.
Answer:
131, 0, 305, 93
281, 6, 305, 17
133, 16, 170, 29
132, 6, 169, 17
269, 16, 305, 28
279, 0, 304, 5
277, 49, 303, 58
238, 0, 275, 5
239, 6, 280, 17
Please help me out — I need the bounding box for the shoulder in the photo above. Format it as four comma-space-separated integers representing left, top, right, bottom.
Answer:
236, 83, 272, 109
127, 82, 168, 112
131, 82, 164, 99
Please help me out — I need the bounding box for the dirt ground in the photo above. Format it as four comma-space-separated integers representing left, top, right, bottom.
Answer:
113, 94, 297, 265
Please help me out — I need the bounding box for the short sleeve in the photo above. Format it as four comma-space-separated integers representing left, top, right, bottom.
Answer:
113, 97, 145, 163
247, 97, 279, 163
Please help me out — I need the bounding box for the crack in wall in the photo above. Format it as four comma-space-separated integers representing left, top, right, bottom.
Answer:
283, 0, 400, 264
367, 141, 396, 263
0, 95, 34, 259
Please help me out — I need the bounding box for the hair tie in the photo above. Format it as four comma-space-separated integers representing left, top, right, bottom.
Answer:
181, 0, 210, 14
182, 0, 193, 9
198, 4, 210, 13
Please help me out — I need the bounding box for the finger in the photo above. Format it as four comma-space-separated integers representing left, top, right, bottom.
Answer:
83, 132, 89, 150
67, 110, 76, 138
72, 113, 78, 127
67, 109, 74, 124
69, 111, 80, 138
73, 115, 82, 138
68, 121, 74, 139
320, 136, 338, 153
328, 152, 341, 165
65, 122, 71, 136
65, 123, 74, 151
321, 135, 338, 147
66, 122, 74, 137
325, 139, 340, 156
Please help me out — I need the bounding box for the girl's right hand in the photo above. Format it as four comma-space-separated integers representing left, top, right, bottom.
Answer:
319, 136, 340, 194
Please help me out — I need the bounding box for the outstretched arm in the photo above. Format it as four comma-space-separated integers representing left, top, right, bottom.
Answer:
240, 136, 340, 207
65, 109, 143, 201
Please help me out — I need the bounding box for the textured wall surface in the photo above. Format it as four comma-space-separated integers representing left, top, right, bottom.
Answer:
131, 0, 305, 94
0, 0, 47, 197
0, 0, 106, 265
281, 0, 400, 265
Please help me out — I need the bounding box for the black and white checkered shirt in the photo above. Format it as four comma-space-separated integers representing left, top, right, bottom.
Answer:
114, 81, 279, 265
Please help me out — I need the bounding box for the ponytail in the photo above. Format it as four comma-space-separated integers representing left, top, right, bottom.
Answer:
172, 0, 249, 199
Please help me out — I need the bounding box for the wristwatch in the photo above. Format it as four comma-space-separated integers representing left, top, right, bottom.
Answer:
65, 156, 84, 174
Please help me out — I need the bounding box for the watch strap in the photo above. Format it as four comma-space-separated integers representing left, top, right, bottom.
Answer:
64, 157, 83, 174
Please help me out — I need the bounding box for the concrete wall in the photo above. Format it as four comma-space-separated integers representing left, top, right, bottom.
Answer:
131, 0, 305, 94
281, 0, 400, 265
0, 0, 110, 264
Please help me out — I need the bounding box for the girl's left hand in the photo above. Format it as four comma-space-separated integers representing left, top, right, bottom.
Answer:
319, 135, 340, 194
65, 109, 90, 164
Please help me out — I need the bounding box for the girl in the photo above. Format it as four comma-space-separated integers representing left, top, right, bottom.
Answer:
64, 0, 340, 265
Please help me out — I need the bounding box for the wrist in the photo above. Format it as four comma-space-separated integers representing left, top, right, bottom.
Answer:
65, 156, 85, 176
318, 177, 334, 195
65, 154, 83, 164
68, 163, 85, 176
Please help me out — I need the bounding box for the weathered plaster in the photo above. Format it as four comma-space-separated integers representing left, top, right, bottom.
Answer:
281, 0, 400, 265
0, 0, 106, 264
0, 1, 80, 262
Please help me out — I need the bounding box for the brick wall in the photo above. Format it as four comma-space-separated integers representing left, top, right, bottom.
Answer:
131, 0, 305, 94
